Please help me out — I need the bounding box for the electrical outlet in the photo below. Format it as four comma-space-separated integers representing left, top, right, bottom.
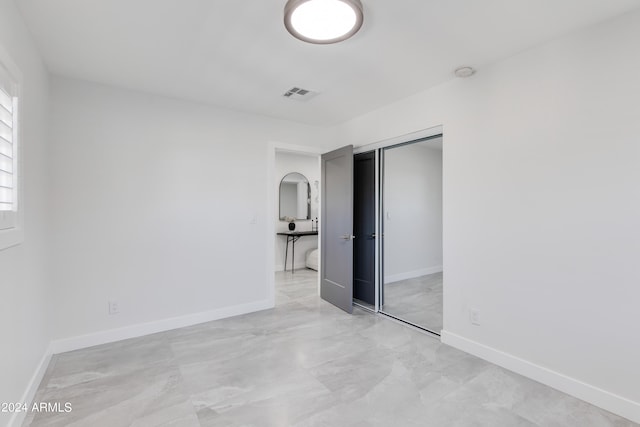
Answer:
108, 300, 120, 315
469, 308, 480, 326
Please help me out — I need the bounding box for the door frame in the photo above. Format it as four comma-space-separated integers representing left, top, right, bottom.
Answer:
353, 126, 443, 154
266, 142, 323, 307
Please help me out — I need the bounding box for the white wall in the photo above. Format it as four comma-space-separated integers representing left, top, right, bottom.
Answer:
337, 9, 640, 423
0, 1, 50, 426
4, 3, 639, 424
48, 76, 331, 344
384, 142, 442, 282
274, 151, 319, 271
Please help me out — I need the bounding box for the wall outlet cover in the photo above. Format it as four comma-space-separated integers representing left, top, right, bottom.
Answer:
469, 308, 480, 326
108, 300, 120, 315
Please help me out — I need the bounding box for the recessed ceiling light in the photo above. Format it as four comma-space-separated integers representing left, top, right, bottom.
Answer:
454, 66, 476, 78
284, 0, 364, 44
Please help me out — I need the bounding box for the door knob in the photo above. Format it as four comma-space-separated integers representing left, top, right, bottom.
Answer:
368, 233, 376, 239
340, 234, 355, 240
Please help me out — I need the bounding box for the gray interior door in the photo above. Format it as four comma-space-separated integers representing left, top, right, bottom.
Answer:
321, 145, 354, 313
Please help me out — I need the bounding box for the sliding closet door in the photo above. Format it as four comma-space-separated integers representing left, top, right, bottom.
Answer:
381, 136, 443, 333
353, 151, 376, 307
321, 145, 354, 314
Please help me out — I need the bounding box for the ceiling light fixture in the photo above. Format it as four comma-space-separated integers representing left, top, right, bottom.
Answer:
284, 0, 364, 44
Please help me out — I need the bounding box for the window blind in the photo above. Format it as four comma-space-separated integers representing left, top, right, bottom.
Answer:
0, 65, 17, 231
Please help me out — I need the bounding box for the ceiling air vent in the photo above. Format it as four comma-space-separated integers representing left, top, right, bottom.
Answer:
283, 87, 318, 101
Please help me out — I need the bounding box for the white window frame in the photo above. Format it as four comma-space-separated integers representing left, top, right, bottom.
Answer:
0, 45, 23, 251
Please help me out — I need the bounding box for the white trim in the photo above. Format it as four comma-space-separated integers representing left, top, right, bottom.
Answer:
384, 265, 443, 284
0, 44, 24, 251
8, 346, 53, 427
353, 125, 443, 153
441, 330, 640, 424
271, 142, 323, 156
266, 144, 277, 307
50, 299, 272, 354
275, 262, 314, 272
316, 154, 322, 295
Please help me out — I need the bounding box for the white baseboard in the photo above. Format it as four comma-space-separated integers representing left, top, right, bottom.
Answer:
9, 345, 53, 427
275, 262, 310, 272
50, 299, 273, 354
385, 265, 443, 284
441, 330, 640, 424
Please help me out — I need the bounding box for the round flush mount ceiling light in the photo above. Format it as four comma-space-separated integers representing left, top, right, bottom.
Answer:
284, 0, 364, 44
454, 66, 476, 78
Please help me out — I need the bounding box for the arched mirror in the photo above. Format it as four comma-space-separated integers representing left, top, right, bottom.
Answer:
279, 172, 311, 220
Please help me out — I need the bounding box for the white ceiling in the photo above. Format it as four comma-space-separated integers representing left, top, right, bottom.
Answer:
17, 0, 640, 125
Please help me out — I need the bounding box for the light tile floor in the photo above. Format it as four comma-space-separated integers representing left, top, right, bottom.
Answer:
24, 269, 637, 426
382, 273, 443, 333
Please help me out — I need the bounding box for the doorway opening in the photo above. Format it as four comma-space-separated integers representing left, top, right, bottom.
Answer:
267, 144, 322, 308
